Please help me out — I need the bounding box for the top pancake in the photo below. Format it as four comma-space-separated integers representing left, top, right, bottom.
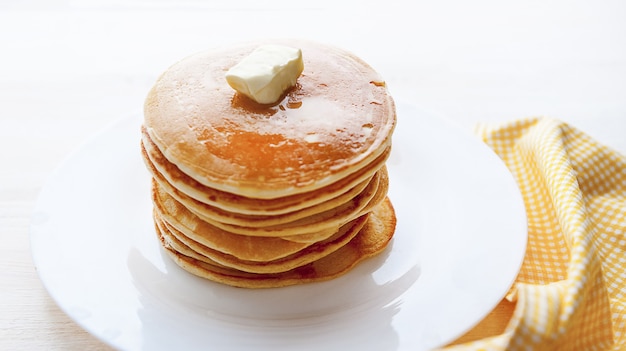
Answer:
144, 39, 396, 199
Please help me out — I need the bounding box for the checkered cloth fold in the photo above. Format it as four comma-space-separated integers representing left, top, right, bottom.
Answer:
445, 118, 626, 350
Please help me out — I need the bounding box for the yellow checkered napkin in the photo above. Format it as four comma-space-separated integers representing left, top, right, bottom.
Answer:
444, 118, 626, 351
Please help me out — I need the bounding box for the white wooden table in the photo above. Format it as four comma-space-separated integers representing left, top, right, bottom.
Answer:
1, 1, 625, 349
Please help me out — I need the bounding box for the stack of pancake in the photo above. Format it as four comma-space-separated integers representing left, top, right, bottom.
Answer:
141, 40, 397, 288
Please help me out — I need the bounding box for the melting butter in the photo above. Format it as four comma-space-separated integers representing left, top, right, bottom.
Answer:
225, 45, 304, 105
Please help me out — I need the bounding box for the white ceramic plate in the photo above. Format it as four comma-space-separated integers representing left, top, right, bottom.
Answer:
31, 102, 527, 351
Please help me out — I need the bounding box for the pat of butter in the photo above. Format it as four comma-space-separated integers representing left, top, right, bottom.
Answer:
225, 45, 304, 105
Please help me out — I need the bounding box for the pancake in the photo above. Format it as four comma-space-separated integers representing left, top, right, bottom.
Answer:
158, 197, 396, 288
182, 168, 382, 231
141, 126, 391, 216
155, 210, 369, 274
152, 181, 320, 261
196, 167, 388, 237
142, 138, 376, 227
143, 39, 396, 199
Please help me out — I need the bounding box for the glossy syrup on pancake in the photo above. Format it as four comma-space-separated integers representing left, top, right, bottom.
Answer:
144, 39, 396, 199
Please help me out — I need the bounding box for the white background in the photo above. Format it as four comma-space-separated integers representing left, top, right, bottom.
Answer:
1, 1, 625, 350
